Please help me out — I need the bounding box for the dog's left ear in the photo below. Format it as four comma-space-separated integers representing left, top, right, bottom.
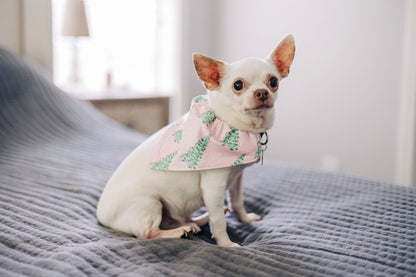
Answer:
268, 35, 296, 78
193, 53, 225, 91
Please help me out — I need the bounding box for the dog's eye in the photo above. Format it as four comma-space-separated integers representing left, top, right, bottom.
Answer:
269, 77, 278, 88
233, 80, 244, 91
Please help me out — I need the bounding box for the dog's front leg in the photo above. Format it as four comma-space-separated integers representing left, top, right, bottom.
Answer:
229, 174, 262, 223
200, 169, 238, 247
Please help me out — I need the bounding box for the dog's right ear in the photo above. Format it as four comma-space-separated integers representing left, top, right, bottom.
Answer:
193, 53, 225, 91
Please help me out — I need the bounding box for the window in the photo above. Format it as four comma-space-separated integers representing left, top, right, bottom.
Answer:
52, 0, 178, 96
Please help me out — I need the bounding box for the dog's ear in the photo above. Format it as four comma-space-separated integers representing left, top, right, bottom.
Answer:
193, 53, 225, 90
268, 35, 295, 78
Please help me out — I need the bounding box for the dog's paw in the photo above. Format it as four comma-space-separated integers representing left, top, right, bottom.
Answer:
188, 223, 201, 234
241, 213, 262, 223
218, 241, 241, 248
181, 224, 201, 238
229, 242, 241, 248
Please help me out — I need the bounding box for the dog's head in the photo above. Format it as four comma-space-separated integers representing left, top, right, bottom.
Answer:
193, 35, 295, 133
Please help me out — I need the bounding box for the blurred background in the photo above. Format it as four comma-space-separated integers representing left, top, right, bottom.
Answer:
0, 0, 415, 186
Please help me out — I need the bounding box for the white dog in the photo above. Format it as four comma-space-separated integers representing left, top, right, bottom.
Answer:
97, 35, 295, 247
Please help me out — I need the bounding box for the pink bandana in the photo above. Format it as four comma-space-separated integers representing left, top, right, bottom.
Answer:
150, 95, 262, 171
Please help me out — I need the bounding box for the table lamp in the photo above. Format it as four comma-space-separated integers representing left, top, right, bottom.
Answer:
61, 0, 89, 83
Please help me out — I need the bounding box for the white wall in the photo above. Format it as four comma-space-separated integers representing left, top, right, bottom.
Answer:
0, 0, 21, 54
179, 0, 219, 113
180, 0, 409, 183
21, 0, 53, 74
396, 0, 416, 186
0, 0, 53, 74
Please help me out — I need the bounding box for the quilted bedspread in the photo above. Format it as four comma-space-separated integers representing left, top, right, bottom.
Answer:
0, 48, 415, 276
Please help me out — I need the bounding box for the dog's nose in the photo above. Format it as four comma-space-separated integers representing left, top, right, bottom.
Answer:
254, 89, 269, 102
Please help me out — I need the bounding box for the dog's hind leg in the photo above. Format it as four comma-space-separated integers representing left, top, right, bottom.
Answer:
130, 198, 200, 239
147, 224, 200, 239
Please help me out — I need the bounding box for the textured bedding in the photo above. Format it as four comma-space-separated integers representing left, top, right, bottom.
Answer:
0, 48, 415, 276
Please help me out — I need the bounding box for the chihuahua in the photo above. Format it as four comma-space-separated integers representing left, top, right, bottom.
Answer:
97, 35, 295, 247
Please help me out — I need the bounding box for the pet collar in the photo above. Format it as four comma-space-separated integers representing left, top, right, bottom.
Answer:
150, 95, 264, 171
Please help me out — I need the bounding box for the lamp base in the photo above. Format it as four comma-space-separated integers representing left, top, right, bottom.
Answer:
69, 38, 81, 84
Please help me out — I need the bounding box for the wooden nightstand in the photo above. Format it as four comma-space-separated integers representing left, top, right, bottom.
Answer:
72, 89, 170, 135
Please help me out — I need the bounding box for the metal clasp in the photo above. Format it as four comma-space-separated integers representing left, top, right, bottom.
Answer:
259, 132, 268, 165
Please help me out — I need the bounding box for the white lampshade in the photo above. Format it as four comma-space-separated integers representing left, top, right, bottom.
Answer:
61, 0, 90, 37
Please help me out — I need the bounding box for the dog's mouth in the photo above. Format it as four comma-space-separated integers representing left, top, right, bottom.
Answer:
246, 104, 273, 112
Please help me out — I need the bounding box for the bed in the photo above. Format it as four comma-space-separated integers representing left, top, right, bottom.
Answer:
1, 47, 415, 276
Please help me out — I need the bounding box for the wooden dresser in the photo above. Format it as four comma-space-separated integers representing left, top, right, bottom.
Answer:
72, 89, 170, 135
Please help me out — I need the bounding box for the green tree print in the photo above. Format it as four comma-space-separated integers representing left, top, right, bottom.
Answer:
167, 123, 178, 130
181, 135, 212, 169
199, 110, 216, 126
173, 129, 183, 143
194, 96, 208, 103
256, 139, 262, 159
151, 151, 178, 170
232, 154, 246, 166
222, 128, 239, 151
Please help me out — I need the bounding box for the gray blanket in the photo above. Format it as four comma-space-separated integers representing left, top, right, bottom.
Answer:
0, 48, 415, 276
